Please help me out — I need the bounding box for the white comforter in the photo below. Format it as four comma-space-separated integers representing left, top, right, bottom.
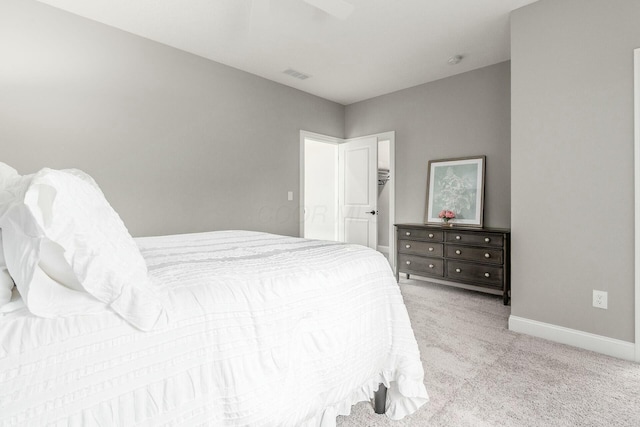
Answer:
0, 231, 428, 426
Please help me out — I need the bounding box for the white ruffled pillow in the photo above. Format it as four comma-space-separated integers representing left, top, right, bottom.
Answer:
0, 168, 167, 330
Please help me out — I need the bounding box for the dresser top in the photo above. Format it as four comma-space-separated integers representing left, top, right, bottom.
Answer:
395, 223, 510, 234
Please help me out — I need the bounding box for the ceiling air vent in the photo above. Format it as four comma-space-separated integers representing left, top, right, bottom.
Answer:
283, 68, 311, 80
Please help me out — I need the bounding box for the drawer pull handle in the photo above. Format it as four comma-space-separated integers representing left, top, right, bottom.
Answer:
455, 250, 461, 255
484, 272, 491, 278
406, 261, 411, 265
429, 264, 435, 268
428, 247, 434, 252
406, 232, 411, 236
428, 233, 434, 238
455, 235, 461, 240
485, 253, 491, 258
405, 244, 411, 249
455, 268, 461, 273
485, 237, 491, 243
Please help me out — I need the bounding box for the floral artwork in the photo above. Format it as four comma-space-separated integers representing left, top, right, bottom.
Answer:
424, 156, 485, 227
434, 166, 476, 217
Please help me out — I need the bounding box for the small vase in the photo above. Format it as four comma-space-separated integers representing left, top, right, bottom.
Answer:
442, 219, 451, 226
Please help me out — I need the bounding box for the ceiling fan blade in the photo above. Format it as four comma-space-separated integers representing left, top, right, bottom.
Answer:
303, 0, 354, 20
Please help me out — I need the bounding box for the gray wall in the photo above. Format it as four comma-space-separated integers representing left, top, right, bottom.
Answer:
345, 62, 511, 228
0, 0, 344, 237
511, 0, 640, 342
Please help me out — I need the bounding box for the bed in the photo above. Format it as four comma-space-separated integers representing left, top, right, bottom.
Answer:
0, 164, 428, 426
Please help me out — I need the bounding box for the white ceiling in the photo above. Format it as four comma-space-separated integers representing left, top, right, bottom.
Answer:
35, 0, 538, 105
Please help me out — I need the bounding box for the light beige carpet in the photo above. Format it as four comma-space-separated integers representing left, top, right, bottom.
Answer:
337, 279, 640, 426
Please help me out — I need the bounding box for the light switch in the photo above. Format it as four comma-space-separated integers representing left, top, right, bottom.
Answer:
287, 191, 293, 201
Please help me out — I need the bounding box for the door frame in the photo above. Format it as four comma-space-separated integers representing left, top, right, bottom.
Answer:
299, 130, 396, 271
634, 48, 639, 362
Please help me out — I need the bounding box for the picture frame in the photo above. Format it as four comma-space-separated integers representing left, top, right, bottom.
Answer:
424, 155, 486, 227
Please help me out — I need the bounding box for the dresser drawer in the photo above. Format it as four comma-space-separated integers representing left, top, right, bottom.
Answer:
398, 254, 444, 277
445, 231, 503, 247
447, 261, 503, 287
445, 245, 503, 264
399, 240, 443, 257
397, 228, 443, 242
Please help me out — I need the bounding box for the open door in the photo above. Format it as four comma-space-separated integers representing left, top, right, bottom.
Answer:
338, 137, 378, 249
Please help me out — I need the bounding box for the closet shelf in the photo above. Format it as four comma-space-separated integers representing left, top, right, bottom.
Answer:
378, 168, 390, 186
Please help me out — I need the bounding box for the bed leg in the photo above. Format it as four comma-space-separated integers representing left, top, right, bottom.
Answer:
373, 383, 387, 415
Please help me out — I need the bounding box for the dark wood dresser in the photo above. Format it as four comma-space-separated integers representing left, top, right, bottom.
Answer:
395, 224, 511, 304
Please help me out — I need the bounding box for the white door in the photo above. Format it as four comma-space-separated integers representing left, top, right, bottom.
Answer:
338, 137, 378, 249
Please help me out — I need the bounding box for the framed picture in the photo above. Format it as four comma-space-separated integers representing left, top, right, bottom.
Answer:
424, 156, 485, 227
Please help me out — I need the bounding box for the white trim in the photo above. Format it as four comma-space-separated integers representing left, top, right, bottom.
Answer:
299, 135, 305, 239
509, 315, 635, 361
634, 48, 640, 362
300, 130, 343, 144
387, 132, 396, 272
377, 245, 389, 254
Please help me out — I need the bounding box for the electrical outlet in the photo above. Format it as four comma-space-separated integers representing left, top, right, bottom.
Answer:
593, 290, 608, 309
287, 191, 293, 201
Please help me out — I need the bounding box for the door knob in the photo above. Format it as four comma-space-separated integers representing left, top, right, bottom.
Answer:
366, 210, 378, 215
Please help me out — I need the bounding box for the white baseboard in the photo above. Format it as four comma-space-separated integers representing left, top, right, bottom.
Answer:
509, 316, 635, 361
377, 245, 389, 254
